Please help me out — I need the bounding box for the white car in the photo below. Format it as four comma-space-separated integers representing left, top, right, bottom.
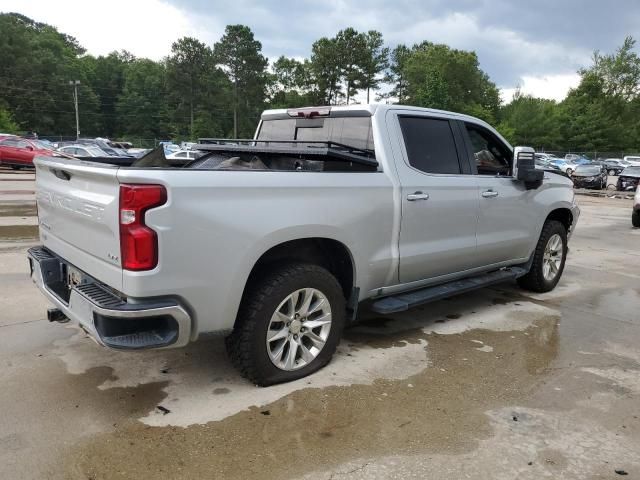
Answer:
166, 150, 202, 161
57, 145, 108, 158
623, 156, 640, 167
550, 159, 580, 176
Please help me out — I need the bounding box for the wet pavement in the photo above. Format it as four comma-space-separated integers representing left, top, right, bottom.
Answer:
1, 169, 639, 479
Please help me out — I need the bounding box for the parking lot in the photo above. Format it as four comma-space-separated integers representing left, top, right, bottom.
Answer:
1, 167, 639, 480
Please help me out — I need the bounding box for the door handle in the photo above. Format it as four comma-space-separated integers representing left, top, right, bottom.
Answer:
481, 190, 499, 198
407, 191, 430, 201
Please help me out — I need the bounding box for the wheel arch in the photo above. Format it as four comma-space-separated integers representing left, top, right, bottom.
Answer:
545, 207, 574, 233
235, 237, 356, 328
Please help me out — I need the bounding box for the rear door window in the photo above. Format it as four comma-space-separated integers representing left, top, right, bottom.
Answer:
398, 116, 462, 174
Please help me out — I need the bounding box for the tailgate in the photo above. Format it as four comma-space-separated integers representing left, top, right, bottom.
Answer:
34, 156, 123, 290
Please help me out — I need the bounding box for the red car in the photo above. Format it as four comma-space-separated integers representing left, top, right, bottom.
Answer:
0, 137, 53, 168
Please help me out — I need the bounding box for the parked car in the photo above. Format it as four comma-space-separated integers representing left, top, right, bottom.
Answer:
57, 145, 109, 158
571, 164, 607, 190
586, 161, 610, 173
623, 155, 640, 166
550, 158, 579, 175
0, 137, 53, 168
603, 158, 626, 175
534, 154, 561, 171
74, 138, 133, 157
565, 154, 590, 164
617, 166, 640, 191
535, 152, 557, 161
28, 104, 579, 386
166, 149, 203, 162
632, 185, 640, 228
158, 141, 180, 154
127, 148, 151, 158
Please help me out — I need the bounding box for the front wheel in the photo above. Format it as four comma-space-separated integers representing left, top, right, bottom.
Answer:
227, 263, 346, 386
608, 169, 616, 176
566, 168, 573, 176
633, 210, 640, 228
518, 220, 568, 293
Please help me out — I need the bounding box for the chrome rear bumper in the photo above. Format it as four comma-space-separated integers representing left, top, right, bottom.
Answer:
28, 246, 191, 350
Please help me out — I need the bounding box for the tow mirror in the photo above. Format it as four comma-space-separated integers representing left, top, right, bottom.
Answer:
513, 146, 543, 189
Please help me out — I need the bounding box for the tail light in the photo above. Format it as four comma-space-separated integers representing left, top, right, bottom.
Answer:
119, 184, 167, 271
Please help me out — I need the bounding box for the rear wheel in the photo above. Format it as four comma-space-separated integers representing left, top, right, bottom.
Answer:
608, 169, 616, 176
518, 220, 568, 293
227, 263, 346, 386
566, 168, 573, 176
633, 210, 640, 228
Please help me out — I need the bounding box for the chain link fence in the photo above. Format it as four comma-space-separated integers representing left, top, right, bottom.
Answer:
538, 150, 640, 160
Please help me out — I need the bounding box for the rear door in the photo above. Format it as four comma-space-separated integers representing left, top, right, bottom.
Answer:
392, 113, 479, 284
460, 121, 537, 266
35, 156, 123, 289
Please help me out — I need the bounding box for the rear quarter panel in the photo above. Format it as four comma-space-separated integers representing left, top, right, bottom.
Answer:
116, 169, 396, 337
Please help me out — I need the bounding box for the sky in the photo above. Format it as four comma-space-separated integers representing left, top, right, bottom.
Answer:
2, 0, 640, 103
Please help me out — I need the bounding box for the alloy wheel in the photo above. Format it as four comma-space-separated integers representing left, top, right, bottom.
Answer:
266, 288, 332, 371
542, 234, 563, 281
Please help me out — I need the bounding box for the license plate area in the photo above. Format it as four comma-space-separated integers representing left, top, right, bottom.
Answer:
39, 256, 89, 305
67, 265, 84, 288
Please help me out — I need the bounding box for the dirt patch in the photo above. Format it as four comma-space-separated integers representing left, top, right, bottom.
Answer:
66, 317, 559, 480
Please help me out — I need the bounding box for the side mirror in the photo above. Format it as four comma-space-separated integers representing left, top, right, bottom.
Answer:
513, 146, 543, 189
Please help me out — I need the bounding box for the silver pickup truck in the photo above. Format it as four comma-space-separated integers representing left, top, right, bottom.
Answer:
28, 104, 579, 385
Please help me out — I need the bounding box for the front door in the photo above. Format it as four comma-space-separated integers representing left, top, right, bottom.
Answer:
392, 112, 480, 284
461, 122, 537, 266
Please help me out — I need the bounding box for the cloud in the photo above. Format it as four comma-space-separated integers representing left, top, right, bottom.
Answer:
0, 0, 218, 59
500, 73, 582, 103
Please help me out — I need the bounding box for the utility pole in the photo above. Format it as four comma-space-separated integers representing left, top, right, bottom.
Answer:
69, 80, 81, 139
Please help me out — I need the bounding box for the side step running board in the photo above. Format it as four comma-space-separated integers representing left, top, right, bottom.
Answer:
371, 267, 528, 315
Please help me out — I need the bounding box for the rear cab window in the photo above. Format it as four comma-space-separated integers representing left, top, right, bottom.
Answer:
257, 116, 374, 152
250, 109, 376, 172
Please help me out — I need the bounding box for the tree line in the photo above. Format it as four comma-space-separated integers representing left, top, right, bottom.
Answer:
1, 12, 639, 153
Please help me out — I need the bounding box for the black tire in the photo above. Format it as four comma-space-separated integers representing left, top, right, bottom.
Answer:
633, 210, 640, 228
608, 169, 616, 176
518, 220, 568, 293
226, 263, 346, 386
566, 168, 573, 176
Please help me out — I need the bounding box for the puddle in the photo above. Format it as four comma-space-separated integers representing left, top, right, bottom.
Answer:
0, 358, 169, 480
306, 405, 640, 480
52, 296, 560, 429
0, 224, 39, 241
65, 317, 560, 480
